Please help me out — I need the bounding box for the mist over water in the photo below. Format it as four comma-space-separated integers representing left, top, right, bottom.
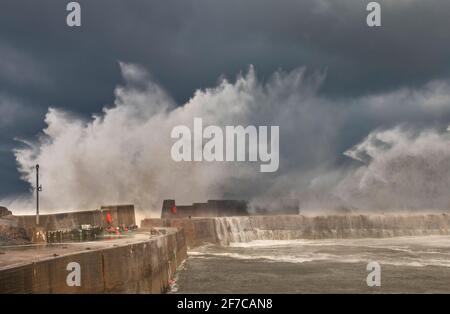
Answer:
4, 63, 450, 216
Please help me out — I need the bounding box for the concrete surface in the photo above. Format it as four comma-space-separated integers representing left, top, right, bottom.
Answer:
161, 199, 299, 218
0, 228, 187, 293
142, 214, 450, 247
17, 204, 136, 231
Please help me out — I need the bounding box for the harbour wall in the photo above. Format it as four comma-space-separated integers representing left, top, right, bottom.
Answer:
0, 227, 187, 293
161, 199, 299, 218
16, 205, 136, 231
141, 214, 450, 247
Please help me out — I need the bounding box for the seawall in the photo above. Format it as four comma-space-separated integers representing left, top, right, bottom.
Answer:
141, 214, 450, 247
0, 228, 187, 293
17, 205, 136, 231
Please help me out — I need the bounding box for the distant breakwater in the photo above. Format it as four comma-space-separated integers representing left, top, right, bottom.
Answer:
141, 214, 450, 247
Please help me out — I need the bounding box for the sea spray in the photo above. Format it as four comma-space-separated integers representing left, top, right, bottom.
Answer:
6, 63, 450, 216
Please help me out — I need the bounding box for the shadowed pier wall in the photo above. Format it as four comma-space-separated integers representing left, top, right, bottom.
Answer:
0, 228, 187, 294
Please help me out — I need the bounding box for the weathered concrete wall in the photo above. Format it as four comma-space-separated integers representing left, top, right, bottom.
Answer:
142, 214, 450, 247
0, 207, 12, 217
0, 228, 187, 294
17, 205, 136, 232
0, 216, 29, 245
100, 205, 136, 227
161, 199, 299, 218
161, 200, 249, 218
142, 218, 219, 248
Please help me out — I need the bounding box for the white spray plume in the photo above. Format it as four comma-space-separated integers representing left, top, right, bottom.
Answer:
335, 127, 450, 212
4, 63, 450, 216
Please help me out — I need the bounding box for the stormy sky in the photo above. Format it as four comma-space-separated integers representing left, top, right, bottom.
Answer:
1, 0, 450, 199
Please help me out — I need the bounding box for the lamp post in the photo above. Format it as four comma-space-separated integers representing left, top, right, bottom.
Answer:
36, 164, 42, 225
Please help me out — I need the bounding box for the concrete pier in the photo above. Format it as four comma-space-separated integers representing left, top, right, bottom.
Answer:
0, 228, 187, 293
16, 204, 136, 232
141, 214, 450, 247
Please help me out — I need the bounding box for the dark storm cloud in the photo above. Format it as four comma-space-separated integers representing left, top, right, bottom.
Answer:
1, 0, 450, 196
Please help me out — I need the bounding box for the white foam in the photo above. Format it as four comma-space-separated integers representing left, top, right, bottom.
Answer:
190, 236, 450, 268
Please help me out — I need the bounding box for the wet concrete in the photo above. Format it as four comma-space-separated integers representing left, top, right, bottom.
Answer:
0, 228, 187, 293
